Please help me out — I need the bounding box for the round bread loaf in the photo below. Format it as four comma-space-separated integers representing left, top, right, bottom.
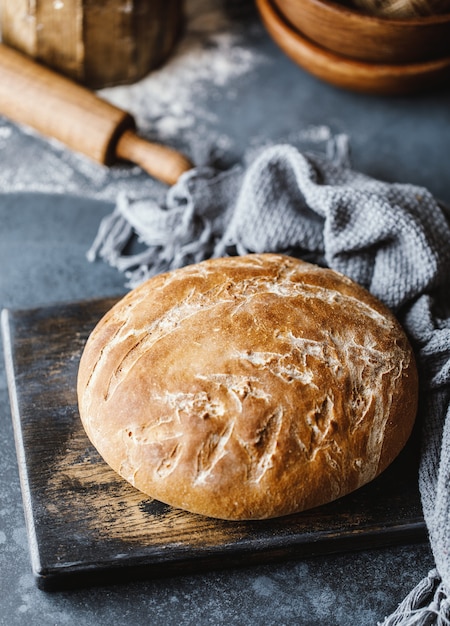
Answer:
77, 253, 418, 520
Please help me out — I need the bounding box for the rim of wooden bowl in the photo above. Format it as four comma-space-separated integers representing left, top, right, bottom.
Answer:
272, 0, 450, 63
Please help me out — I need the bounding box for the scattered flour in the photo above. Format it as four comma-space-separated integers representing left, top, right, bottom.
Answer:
102, 0, 262, 140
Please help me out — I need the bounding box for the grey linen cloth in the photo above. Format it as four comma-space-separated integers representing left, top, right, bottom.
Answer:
89, 144, 450, 625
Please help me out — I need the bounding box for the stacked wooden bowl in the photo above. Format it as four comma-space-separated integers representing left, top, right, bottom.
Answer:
256, 0, 450, 94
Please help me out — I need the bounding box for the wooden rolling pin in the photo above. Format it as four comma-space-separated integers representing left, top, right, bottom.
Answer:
0, 43, 193, 185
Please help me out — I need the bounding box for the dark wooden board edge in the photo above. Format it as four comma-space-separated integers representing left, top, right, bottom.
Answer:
33, 520, 426, 592
1, 301, 428, 591
2, 307, 43, 582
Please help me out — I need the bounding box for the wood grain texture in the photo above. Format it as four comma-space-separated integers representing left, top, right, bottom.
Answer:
0, 0, 39, 58
1, 299, 426, 590
82, 0, 183, 88
0, 0, 183, 88
350, 0, 450, 19
274, 0, 450, 64
0, 44, 193, 184
257, 0, 450, 95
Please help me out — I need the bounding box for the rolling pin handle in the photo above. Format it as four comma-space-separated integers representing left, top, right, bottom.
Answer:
115, 130, 193, 186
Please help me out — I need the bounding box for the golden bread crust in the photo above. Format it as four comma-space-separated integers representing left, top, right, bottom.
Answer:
77, 253, 418, 520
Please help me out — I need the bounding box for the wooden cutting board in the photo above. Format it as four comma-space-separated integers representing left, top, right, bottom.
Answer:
1, 298, 426, 591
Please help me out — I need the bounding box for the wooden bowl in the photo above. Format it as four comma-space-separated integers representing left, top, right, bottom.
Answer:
273, 0, 450, 64
0, 0, 183, 89
256, 0, 450, 94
